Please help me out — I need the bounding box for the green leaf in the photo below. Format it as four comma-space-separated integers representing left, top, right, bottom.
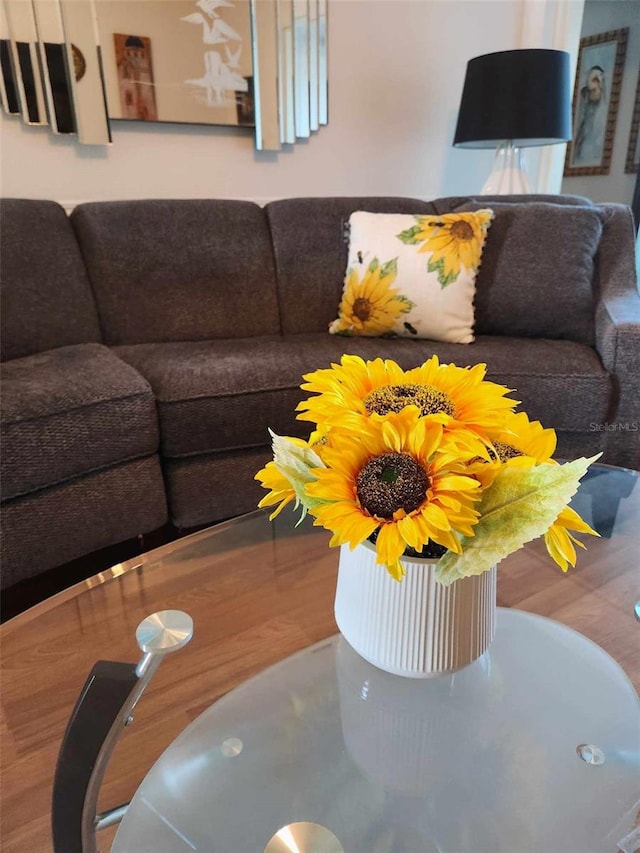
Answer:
270, 431, 328, 522
396, 295, 415, 313
379, 257, 398, 277
367, 257, 379, 273
435, 456, 599, 585
396, 224, 422, 245
427, 256, 458, 288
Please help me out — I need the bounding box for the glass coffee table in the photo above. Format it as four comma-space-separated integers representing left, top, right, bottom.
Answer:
1, 464, 639, 853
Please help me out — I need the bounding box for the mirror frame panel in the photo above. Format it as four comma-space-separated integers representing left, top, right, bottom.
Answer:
32, 0, 75, 133
292, 0, 309, 138
318, 0, 326, 125
308, 0, 318, 131
58, 0, 111, 144
0, 1, 20, 113
4, 0, 48, 124
251, 0, 280, 150
276, 0, 294, 144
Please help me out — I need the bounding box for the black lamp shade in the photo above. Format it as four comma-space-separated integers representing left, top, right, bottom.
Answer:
453, 49, 572, 149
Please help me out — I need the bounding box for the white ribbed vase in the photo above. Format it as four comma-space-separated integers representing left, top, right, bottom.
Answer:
334, 540, 497, 678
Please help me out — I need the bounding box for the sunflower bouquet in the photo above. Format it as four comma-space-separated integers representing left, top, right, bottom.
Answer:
256, 354, 598, 584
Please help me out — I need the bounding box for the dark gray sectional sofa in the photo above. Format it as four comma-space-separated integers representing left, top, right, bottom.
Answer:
2, 194, 639, 595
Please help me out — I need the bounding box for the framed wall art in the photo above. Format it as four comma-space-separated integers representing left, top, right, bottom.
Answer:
564, 28, 628, 177
625, 68, 640, 174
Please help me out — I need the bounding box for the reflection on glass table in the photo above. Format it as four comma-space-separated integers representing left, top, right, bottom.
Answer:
113, 621, 639, 852
112, 474, 640, 853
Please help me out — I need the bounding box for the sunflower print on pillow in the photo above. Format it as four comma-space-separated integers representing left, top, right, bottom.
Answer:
397, 210, 494, 287
329, 257, 414, 336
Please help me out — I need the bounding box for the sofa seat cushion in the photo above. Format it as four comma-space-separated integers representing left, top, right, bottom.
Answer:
1, 457, 167, 588
1, 343, 159, 499
114, 334, 610, 459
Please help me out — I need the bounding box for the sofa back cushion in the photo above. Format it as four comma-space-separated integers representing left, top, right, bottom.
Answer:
449, 200, 603, 345
0, 199, 102, 361
71, 200, 280, 345
266, 197, 437, 335
431, 193, 593, 213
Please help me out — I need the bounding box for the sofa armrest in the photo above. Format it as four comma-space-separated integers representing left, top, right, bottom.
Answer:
594, 205, 640, 470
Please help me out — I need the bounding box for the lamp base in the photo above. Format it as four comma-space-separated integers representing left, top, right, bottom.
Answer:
481, 141, 531, 194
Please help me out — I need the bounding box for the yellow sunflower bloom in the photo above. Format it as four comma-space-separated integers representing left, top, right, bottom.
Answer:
305, 409, 483, 580
490, 410, 558, 463
543, 506, 598, 572
463, 410, 556, 487
413, 210, 493, 281
297, 353, 518, 439
256, 434, 326, 521
256, 459, 297, 519
404, 357, 518, 436
329, 259, 412, 336
479, 410, 599, 569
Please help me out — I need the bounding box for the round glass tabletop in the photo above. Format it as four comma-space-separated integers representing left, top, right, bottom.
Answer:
113, 608, 639, 853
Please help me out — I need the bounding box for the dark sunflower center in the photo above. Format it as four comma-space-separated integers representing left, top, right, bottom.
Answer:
450, 220, 474, 241
356, 452, 429, 519
492, 441, 523, 462
364, 383, 455, 418
352, 297, 373, 321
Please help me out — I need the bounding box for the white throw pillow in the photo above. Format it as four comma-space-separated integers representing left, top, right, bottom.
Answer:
330, 209, 494, 344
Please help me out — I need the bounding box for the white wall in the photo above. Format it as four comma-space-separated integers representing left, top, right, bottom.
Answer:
561, 0, 640, 204
1, 0, 571, 207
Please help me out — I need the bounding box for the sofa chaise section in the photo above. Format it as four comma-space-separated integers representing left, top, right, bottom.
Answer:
0, 199, 167, 591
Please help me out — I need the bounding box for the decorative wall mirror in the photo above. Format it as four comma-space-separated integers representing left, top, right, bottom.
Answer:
0, 0, 328, 150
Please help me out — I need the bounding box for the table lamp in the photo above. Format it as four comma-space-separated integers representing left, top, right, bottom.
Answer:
453, 49, 572, 194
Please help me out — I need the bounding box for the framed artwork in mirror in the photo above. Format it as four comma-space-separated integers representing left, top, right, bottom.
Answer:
625, 69, 639, 174
97, 0, 254, 128
564, 28, 628, 177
